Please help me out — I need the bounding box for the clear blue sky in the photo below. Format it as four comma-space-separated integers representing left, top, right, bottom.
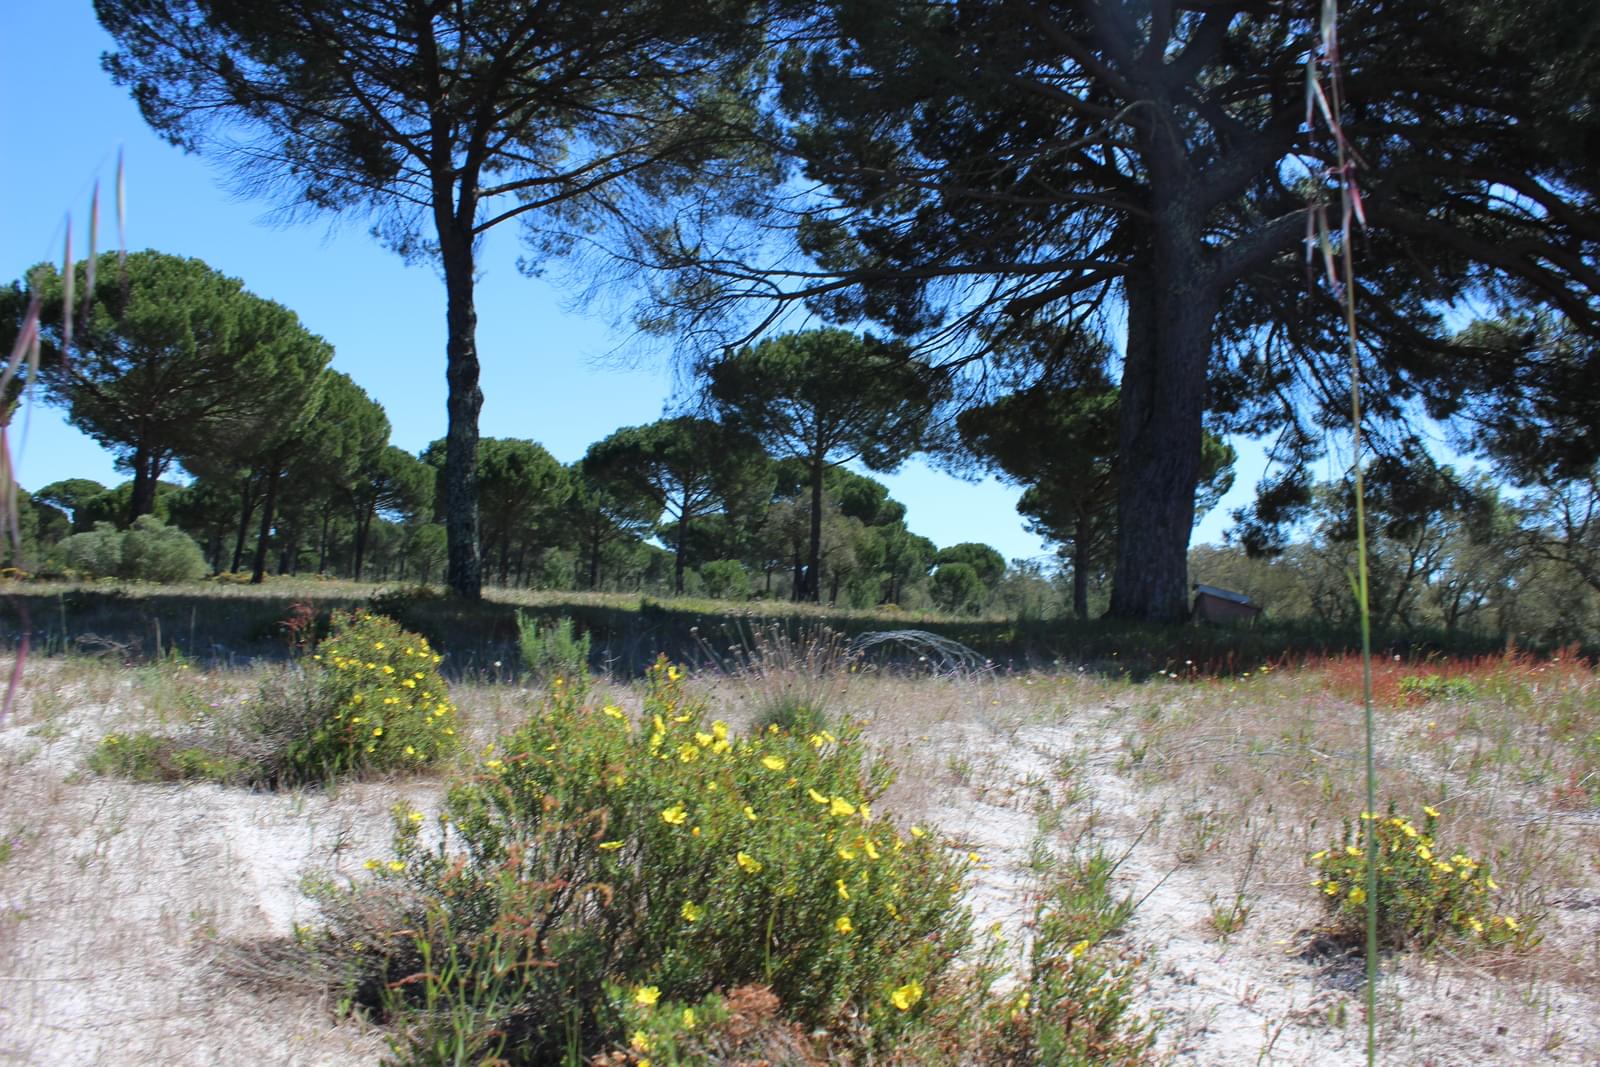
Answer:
2, 3, 1263, 563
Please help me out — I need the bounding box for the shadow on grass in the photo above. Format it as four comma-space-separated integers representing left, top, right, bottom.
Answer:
0, 581, 1541, 681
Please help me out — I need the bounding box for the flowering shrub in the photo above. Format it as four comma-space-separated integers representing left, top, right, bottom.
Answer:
1311, 806, 1533, 949
283, 611, 458, 780
324, 657, 971, 1064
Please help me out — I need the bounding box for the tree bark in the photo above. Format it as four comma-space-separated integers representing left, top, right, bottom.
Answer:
250, 468, 280, 584
231, 474, 257, 574
673, 496, 689, 594
353, 506, 373, 580
806, 453, 825, 603
128, 441, 157, 524
1107, 245, 1216, 622
1072, 511, 1091, 621
440, 228, 483, 600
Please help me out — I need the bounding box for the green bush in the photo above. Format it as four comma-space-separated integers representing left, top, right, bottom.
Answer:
283, 611, 459, 781
57, 516, 206, 582
515, 611, 591, 685
318, 657, 972, 1064
119, 514, 208, 582
88, 731, 253, 784
699, 559, 751, 601
1311, 806, 1534, 949
1398, 673, 1478, 703
57, 522, 122, 579
1003, 851, 1160, 1066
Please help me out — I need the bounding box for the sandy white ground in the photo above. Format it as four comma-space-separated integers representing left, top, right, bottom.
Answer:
2, 662, 1597, 1065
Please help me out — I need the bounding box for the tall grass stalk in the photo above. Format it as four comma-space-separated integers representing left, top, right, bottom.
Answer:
1308, 3, 1378, 1061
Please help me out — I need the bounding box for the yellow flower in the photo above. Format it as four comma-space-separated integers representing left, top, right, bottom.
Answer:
634, 986, 661, 1007
829, 797, 857, 817
835, 915, 854, 934
363, 858, 380, 871
667, 665, 683, 682
1504, 916, 1519, 931
1070, 939, 1092, 959
372, 727, 383, 737
407, 810, 424, 824
599, 841, 624, 851
681, 900, 704, 922
1423, 805, 1440, 818
910, 825, 926, 839
743, 805, 758, 822
836, 879, 850, 901
838, 846, 857, 861
661, 804, 688, 825
678, 744, 700, 763
694, 731, 713, 747
761, 755, 787, 772
862, 838, 880, 860
387, 860, 404, 873
889, 980, 923, 1011
682, 1007, 696, 1030
736, 852, 763, 874
712, 720, 728, 740
603, 704, 626, 720
631, 1030, 653, 1052
1348, 886, 1366, 905
808, 788, 829, 804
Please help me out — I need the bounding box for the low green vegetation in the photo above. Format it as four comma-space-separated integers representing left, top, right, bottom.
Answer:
1311, 806, 1535, 951
514, 610, 592, 685
312, 659, 975, 1063
86, 611, 458, 787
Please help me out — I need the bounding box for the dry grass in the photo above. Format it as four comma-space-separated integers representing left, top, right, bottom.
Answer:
2, 645, 1596, 1064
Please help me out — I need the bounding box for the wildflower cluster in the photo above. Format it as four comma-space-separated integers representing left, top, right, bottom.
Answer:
285, 611, 458, 779
337, 656, 970, 1064
1311, 806, 1532, 948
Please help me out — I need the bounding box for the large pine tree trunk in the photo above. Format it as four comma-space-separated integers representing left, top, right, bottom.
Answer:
231, 474, 257, 574
128, 441, 158, 524
1072, 511, 1091, 622
250, 468, 281, 585
673, 500, 690, 594
440, 224, 483, 600
353, 507, 373, 580
806, 454, 825, 602
1107, 243, 1216, 622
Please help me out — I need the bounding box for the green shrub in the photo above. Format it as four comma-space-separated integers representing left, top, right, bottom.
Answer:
1398, 673, 1478, 703
119, 514, 208, 582
56, 516, 206, 582
1005, 851, 1160, 1066
1311, 806, 1535, 949
88, 731, 253, 783
699, 559, 751, 601
515, 610, 591, 685
319, 657, 971, 1064
56, 522, 123, 579
283, 611, 460, 781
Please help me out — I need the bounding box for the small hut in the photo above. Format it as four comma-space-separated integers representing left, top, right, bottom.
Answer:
1191, 583, 1263, 624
